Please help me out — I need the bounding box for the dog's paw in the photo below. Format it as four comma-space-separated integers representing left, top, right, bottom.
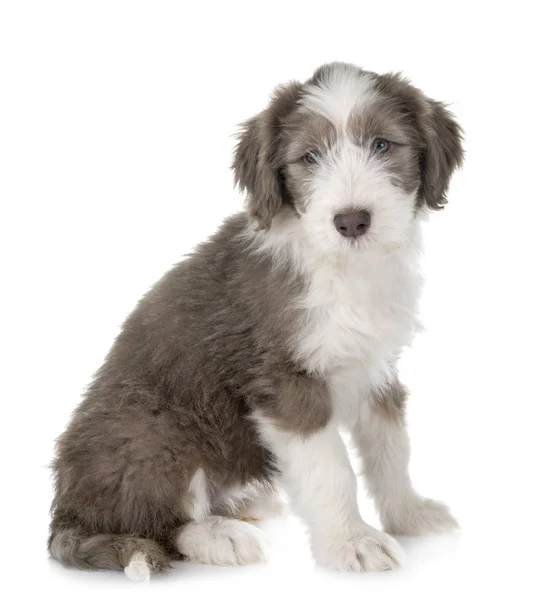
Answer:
383, 498, 459, 536
176, 516, 266, 566
314, 527, 405, 572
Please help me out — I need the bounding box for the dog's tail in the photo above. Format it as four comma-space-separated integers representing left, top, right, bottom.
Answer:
48, 526, 171, 581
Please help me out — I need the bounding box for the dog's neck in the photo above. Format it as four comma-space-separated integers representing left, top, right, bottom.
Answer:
244, 210, 425, 379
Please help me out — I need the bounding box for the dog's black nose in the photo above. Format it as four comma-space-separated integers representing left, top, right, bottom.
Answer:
334, 211, 371, 238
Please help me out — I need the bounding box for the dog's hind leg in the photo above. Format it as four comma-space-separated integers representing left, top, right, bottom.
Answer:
216, 480, 287, 522
173, 516, 266, 566
234, 490, 287, 522
178, 468, 268, 565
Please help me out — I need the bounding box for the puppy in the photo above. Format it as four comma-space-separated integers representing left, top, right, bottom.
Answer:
49, 62, 463, 579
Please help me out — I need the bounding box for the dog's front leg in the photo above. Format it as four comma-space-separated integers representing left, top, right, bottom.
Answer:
352, 379, 458, 536
253, 374, 404, 571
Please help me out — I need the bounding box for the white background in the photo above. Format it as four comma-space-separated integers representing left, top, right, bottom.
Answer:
1, 1, 550, 598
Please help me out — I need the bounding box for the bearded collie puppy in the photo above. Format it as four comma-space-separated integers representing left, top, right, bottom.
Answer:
49, 62, 463, 580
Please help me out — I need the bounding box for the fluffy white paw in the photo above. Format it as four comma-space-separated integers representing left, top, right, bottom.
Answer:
383, 498, 459, 536
124, 552, 151, 582
176, 516, 266, 566
314, 527, 405, 572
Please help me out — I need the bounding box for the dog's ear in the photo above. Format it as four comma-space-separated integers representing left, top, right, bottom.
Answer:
418, 99, 464, 210
232, 82, 302, 229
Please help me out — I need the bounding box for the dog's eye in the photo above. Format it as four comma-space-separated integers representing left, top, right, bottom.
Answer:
303, 150, 320, 166
373, 139, 391, 153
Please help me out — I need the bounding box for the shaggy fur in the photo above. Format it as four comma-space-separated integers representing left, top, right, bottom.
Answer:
49, 62, 463, 577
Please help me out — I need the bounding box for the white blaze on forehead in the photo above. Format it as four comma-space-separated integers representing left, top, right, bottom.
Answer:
299, 63, 378, 130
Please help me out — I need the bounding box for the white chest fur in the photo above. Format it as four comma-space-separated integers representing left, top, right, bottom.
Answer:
293, 238, 423, 399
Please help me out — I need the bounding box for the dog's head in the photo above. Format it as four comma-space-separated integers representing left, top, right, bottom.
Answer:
233, 62, 463, 254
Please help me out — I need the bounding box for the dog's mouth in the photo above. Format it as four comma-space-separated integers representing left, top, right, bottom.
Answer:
337, 234, 372, 252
